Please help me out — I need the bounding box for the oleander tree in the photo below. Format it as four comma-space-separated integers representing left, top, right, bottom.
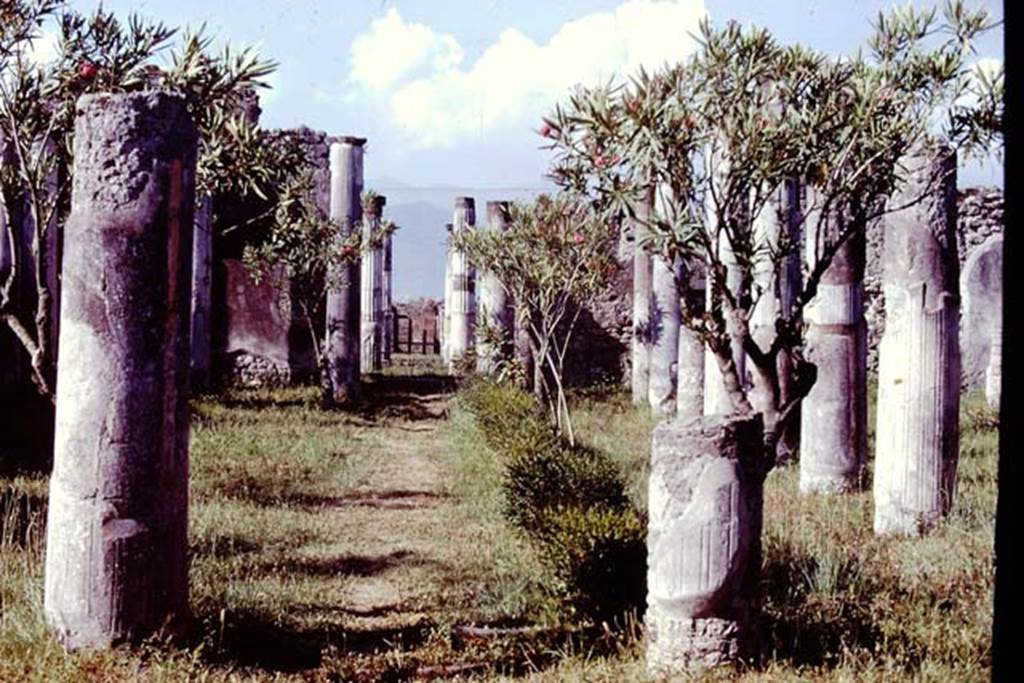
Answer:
453, 194, 619, 444
542, 0, 1002, 461
1, 1, 277, 402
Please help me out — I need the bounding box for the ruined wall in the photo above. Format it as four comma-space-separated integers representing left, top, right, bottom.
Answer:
212, 126, 335, 386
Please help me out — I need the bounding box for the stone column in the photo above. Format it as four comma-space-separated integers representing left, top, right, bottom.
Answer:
632, 197, 654, 405
190, 194, 213, 391
650, 251, 681, 416
44, 91, 197, 649
647, 414, 764, 674
447, 197, 476, 369
383, 231, 394, 364
477, 201, 513, 374
325, 137, 365, 407
799, 192, 867, 493
960, 233, 1002, 394
677, 259, 705, 418
442, 223, 453, 365
874, 143, 960, 536
360, 194, 385, 373
986, 318, 1001, 410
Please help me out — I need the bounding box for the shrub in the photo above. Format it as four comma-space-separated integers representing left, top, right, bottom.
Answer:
459, 378, 559, 462
532, 504, 647, 624
457, 377, 646, 624
502, 443, 629, 533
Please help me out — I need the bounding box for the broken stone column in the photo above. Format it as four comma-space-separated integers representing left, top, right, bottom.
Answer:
632, 197, 654, 405
44, 91, 197, 649
677, 259, 705, 418
960, 234, 1002, 393
874, 143, 960, 536
447, 197, 476, 369
647, 414, 764, 674
325, 137, 365, 407
360, 194, 385, 373
190, 194, 213, 391
476, 201, 513, 374
800, 192, 867, 493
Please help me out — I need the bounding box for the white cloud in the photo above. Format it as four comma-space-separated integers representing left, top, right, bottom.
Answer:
347, 1, 707, 148
955, 56, 1003, 109
350, 8, 465, 92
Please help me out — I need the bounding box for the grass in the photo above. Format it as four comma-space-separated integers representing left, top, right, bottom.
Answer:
0, 372, 999, 681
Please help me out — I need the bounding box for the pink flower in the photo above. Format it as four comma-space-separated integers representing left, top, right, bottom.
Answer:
573, 232, 585, 244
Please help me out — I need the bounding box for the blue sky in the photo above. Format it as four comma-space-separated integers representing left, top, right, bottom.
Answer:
54, 1, 1005, 298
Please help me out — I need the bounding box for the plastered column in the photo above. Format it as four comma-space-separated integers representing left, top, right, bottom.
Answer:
44, 91, 197, 649
874, 143, 960, 536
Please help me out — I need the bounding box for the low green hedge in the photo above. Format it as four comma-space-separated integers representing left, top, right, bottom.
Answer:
459, 377, 646, 624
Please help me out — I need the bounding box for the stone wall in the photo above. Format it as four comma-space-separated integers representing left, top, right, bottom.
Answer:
212, 126, 335, 387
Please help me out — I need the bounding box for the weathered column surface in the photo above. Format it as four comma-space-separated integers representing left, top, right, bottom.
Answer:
447, 197, 476, 369
874, 144, 960, 536
632, 199, 654, 405
44, 91, 197, 649
800, 195, 867, 493
325, 137, 365, 406
476, 201, 513, 374
190, 194, 213, 391
360, 194, 385, 373
647, 414, 764, 674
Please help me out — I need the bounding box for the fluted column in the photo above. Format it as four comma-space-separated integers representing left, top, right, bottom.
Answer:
447, 197, 476, 369
360, 194, 385, 372
874, 143, 960, 536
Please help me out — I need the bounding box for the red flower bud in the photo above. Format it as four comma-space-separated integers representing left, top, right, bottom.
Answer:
79, 61, 98, 80
595, 155, 607, 169
541, 122, 554, 138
